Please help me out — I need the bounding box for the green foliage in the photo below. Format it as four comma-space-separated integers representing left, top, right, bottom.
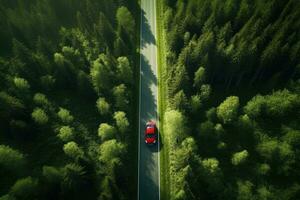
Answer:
194, 66, 206, 87
33, 93, 50, 106
116, 57, 133, 84
62, 163, 86, 192
113, 111, 129, 134
96, 97, 110, 115
98, 123, 116, 141
57, 108, 74, 124
0, 145, 25, 171
31, 108, 48, 125
42, 166, 62, 183
217, 96, 239, 124
58, 126, 74, 142
116, 7, 135, 36
13, 77, 30, 90
231, 150, 249, 166
99, 139, 125, 167
113, 84, 129, 110
63, 141, 84, 161
9, 177, 38, 200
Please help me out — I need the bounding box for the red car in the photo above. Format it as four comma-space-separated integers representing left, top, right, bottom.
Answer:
145, 121, 157, 144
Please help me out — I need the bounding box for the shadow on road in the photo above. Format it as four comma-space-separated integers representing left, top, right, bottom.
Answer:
141, 9, 156, 48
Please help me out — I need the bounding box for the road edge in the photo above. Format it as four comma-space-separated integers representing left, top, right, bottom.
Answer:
156, 2, 170, 200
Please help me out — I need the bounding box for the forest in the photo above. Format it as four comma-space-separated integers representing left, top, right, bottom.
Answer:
160, 0, 300, 199
0, 0, 138, 199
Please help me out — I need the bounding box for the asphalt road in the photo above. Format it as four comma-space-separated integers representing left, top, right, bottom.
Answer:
138, 0, 159, 200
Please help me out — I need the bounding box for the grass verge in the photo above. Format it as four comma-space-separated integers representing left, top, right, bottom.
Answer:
156, 2, 170, 200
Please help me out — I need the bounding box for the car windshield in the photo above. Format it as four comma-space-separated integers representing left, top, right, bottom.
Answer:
146, 134, 155, 138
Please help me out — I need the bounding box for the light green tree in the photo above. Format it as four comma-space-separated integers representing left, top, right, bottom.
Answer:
232, 150, 249, 166
117, 57, 132, 84
96, 97, 110, 115
217, 96, 239, 124
113, 84, 128, 110
116, 7, 135, 36
58, 108, 74, 124
31, 108, 48, 125
33, 93, 49, 107
98, 123, 116, 141
194, 66, 206, 88
58, 126, 74, 142
13, 77, 30, 90
99, 139, 125, 167
113, 111, 129, 134
63, 142, 84, 161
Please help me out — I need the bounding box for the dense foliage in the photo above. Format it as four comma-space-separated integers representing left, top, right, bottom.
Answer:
161, 0, 300, 199
0, 0, 138, 199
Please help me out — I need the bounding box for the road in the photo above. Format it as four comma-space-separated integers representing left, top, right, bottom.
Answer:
138, 0, 159, 200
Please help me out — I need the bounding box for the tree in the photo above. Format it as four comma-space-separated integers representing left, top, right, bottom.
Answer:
9, 177, 38, 200
164, 110, 186, 146
57, 108, 74, 124
172, 90, 189, 112
0, 145, 25, 171
33, 93, 49, 107
13, 77, 30, 91
194, 66, 206, 88
90, 54, 113, 93
99, 139, 125, 168
42, 166, 62, 184
232, 150, 249, 166
98, 123, 116, 141
96, 97, 110, 115
116, 57, 132, 84
113, 111, 129, 134
32, 108, 48, 125
62, 163, 86, 193
58, 126, 74, 142
116, 7, 135, 36
237, 180, 254, 200
113, 84, 129, 110
63, 142, 84, 161
217, 96, 239, 124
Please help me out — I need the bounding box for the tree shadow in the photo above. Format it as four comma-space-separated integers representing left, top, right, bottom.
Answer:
141, 9, 156, 48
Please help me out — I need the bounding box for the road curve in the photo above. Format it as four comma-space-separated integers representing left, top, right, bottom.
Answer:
138, 0, 159, 200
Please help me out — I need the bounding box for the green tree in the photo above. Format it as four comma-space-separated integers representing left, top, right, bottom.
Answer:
98, 123, 116, 141
32, 108, 48, 125
9, 177, 38, 200
0, 145, 25, 171
58, 126, 74, 142
232, 150, 249, 166
164, 110, 186, 145
99, 139, 125, 168
63, 142, 84, 161
42, 166, 62, 184
116, 7, 135, 36
237, 180, 254, 200
62, 163, 86, 193
217, 96, 239, 124
90, 54, 113, 93
194, 66, 206, 88
96, 97, 110, 115
116, 57, 132, 84
58, 108, 74, 124
113, 111, 129, 134
13, 77, 30, 90
113, 84, 128, 110
33, 93, 49, 107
